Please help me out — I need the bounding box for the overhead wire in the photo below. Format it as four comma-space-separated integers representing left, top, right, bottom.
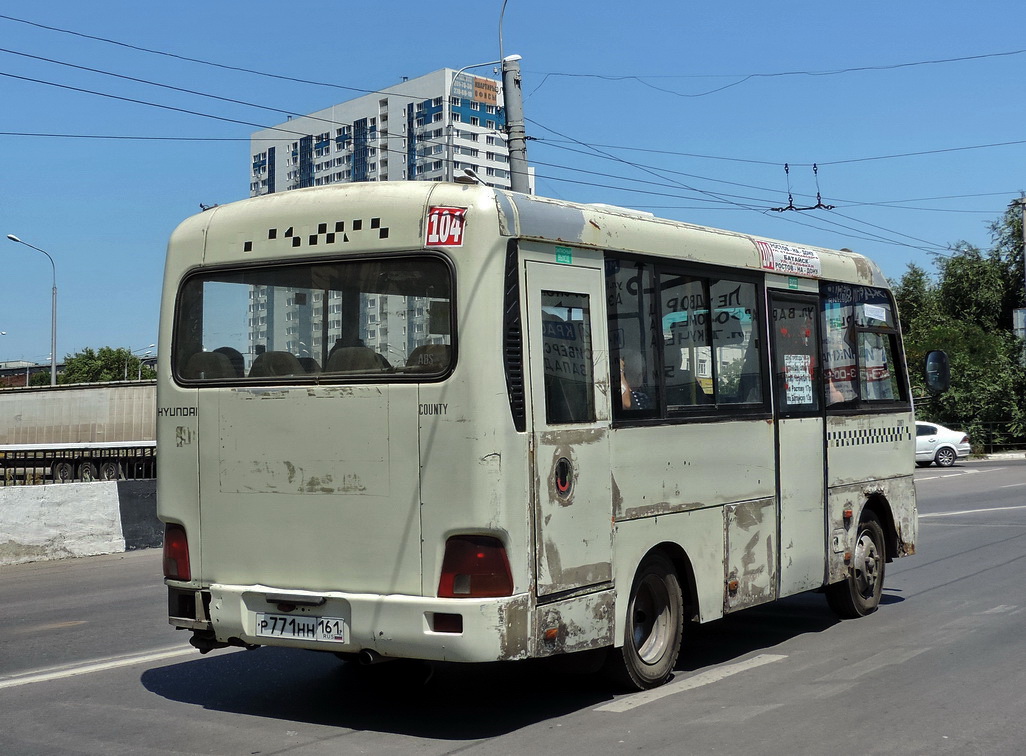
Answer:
0, 13, 375, 95
0, 12, 1008, 255
527, 48, 1026, 98
0, 70, 311, 136
528, 119, 952, 252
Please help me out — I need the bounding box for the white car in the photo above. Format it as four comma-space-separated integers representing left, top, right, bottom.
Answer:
915, 421, 971, 467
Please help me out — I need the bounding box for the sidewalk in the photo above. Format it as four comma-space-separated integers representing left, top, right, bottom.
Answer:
977, 451, 1026, 461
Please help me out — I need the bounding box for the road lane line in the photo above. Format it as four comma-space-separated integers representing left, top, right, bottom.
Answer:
920, 504, 1026, 518
817, 647, 927, 682
12, 620, 88, 635
0, 645, 204, 691
595, 654, 787, 712
917, 468, 1003, 482
1000, 483, 1026, 489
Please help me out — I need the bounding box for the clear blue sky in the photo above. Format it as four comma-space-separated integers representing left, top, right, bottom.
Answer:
2, 1, 1023, 364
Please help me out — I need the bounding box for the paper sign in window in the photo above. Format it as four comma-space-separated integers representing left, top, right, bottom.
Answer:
784, 354, 814, 405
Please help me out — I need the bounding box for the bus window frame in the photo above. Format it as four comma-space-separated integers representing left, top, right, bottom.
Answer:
820, 282, 911, 415
605, 252, 772, 427
170, 251, 458, 388
769, 292, 824, 420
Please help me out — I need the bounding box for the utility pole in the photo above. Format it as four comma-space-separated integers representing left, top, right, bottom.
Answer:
1014, 195, 1026, 364
1019, 194, 1026, 310
502, 55, 530, 194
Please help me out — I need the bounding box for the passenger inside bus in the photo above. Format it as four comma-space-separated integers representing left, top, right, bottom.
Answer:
618, 353, 653, 410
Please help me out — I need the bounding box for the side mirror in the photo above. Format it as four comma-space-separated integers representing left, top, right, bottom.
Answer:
924, 350, 950, 394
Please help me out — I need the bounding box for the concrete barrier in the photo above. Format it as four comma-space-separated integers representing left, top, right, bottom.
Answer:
0, 480, 160, 566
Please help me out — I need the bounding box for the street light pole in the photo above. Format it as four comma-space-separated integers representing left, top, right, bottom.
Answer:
6, 234, 57, 386
126, 344, 155, 381
446, 59, 502, 183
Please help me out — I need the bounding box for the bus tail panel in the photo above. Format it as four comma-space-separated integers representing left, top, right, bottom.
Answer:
195, 385, 423, 596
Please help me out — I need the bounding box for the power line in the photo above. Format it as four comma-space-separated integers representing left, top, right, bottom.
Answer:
0, 46, 306, 120
532, 135, 1026, 169
0, 131, 253, 141
528, 48, 1026, 98
0, 13, 374, 94
527, 119, 954, 253
0, 70, 310, 135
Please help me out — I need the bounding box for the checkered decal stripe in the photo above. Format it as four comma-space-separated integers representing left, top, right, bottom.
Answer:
242, 217, 389, 253
828, 426, 911, 447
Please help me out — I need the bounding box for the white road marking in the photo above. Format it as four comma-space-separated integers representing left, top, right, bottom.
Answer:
1000, 483, 1026, 489
0, 645, 207, 691
980, 605, 1018, 615
917, 468, 1001, 482
817, 647, 927, 682
595, 654, 787, 713
920, 504, 1026, 518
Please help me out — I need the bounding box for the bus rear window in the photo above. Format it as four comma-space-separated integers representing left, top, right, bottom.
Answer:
173, 256, 453, 383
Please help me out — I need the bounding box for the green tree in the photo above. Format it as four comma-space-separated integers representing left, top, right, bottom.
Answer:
892, 262, 938, 336
985, 203, 1026, 325
937, 243, 1005, 329
895, 204, 1026, 450
58, 347, 156, 384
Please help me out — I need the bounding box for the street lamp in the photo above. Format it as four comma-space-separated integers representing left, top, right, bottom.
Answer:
446, 59, 501, 183
6, 234, 57, 386
125, 344, 156, 380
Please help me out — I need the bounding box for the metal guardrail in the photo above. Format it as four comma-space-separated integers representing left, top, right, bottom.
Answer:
973, 422, 1026, 456
0, 446, 156, 486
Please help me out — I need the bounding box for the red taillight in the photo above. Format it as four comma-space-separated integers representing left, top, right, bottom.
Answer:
437, 535, 513, 598
960, 435, 969, 444
163, 524, 191, 581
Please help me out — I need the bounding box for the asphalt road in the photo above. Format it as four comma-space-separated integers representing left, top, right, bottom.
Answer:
1, 458, 1024, 755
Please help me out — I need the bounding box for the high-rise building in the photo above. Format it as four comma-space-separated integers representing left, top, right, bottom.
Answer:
249, 69, 513, 197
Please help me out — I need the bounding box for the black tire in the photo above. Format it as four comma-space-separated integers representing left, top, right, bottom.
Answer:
52, 461, 75, 482
915, 461, 932, 468
826, 512, 886, 619
935, 447, 957, 467
77, 461, 98, 482
99, 461, 122, 481
605, 552, 683, 690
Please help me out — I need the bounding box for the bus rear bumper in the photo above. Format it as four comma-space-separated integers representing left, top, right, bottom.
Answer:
169, 582, 616, 663
180, 583, 539, 663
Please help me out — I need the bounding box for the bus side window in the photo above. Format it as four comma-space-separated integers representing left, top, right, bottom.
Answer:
770, 298, 821, 413
710, 280, 762, 404
541, 291, 595, 425
606, 258, 660, 418
661, 274, 712, 410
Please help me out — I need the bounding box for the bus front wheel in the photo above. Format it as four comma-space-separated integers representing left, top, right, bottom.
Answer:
605, 552, 683, 690
826, 512, 886, 618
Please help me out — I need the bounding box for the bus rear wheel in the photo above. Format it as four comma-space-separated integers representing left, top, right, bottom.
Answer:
605, 552, 683, 690
826, 512, 886, 618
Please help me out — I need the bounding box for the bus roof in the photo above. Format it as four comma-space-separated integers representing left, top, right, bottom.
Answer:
168, 182, 887, 288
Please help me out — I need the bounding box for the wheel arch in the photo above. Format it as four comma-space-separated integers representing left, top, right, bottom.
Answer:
653, 541, 699, 623
862, 493, 898, 564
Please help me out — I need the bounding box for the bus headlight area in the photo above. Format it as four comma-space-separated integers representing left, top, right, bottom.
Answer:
166, 583, 616, 664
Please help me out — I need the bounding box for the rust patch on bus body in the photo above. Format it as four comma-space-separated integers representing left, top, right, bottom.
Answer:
724, 498, 776, 612
534, 591, 615, 657
496, 595, 531, 660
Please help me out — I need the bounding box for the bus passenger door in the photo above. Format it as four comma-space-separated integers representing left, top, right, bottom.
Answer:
525, 262, 612, 596
769, 293, 827, 597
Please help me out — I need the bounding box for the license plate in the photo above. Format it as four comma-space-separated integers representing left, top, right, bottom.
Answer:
255, 613, 349, 643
